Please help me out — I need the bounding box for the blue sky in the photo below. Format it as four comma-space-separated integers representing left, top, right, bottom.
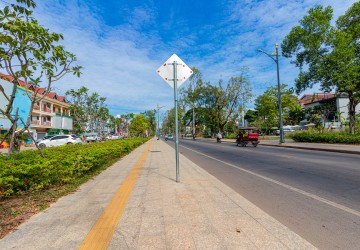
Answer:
2, 0, 359, 116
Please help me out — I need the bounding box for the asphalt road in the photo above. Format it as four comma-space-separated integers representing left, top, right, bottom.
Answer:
166, 138, 360, 250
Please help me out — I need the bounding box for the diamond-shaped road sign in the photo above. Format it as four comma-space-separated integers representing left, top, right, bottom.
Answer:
156, 54, 193, 88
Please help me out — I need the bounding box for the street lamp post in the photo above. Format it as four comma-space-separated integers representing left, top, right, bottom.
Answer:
156, 104, 165, 139
258, 43, 284, 143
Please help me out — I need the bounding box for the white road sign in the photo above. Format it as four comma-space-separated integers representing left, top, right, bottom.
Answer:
156, 54, 193, 88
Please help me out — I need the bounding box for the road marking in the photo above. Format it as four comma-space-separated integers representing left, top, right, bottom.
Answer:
181, 144, 360, 218
78, 140, 153, 250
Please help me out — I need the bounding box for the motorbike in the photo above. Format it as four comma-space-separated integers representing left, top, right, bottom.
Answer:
216, 137, 221, 143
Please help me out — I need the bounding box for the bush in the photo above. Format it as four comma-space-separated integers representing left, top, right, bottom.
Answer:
0, 138, 149, 197
290, 131, 360, 144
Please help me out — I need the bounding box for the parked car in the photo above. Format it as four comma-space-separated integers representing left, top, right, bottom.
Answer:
106, 134, 120, 140
38, 135, 82, 148
83, 133, 100, 143
36, 135, 54, 143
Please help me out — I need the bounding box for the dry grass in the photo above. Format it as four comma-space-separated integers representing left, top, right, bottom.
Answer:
0, 184, 75, 239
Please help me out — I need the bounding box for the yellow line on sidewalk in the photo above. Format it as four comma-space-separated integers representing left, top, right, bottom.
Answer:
78, 140, 153, 250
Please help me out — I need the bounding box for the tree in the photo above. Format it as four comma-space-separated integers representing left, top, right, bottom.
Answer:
129, 114, 149, 137
180, 67, 203, 138
244, 109, 258, 124
0, 0, 81, 154
66, 87, 112, 135
162, 107, 184, 135
142, 109, 156, 135
254, 84, 301, 132
65, 87, 89, 134
281, 2, 360, 134
197, 69, 253, 135
86, 93, 108, 133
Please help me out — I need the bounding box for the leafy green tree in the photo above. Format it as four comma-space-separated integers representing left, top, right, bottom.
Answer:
281, 2, 360, 134
162, 107, 184, 135
254, 84, 301, 131
287, 108, 306, 125
0, 0, 81, 153
129, 114, 149, 137
66, 87, 112, 135
66, 87, 89, 134
244, 109, 258, 124
305, 101, 337, 132
197, 69, 253, 135
142, 109, 156, 135
119, 113, 134, 135
180, 67, 203, 138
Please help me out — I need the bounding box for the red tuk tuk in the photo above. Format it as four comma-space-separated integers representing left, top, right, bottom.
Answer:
236, 127, 260, 147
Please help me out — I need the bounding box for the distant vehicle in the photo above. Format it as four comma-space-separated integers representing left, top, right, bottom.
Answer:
38, 135, 82, 148
275, 128, 295, 135
165, 134, 173, 141
106, 134, 120, 140
83, 133, 100, 143
36, 135, 54, 143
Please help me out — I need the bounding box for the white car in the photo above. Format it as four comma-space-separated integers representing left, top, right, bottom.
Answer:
165, 134, 173, 141
38, 135, 82, 148
275, 129, 295, 135
106, 134, 120, 140
84, 134, 100, 143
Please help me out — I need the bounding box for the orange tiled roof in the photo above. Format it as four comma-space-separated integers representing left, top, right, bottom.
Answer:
47, 92, 57, 99
57, 96, 66, 102
299, 93, 336, 105
0, 73, 34, 90
0, 73, 68, 102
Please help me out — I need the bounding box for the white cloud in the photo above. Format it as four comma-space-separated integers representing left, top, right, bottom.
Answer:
5, 0, 356, 114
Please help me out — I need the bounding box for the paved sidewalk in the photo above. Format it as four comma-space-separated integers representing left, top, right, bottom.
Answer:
0, 139, 315, 249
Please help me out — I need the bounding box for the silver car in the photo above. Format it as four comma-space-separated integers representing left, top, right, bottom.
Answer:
38, 135, 82, 148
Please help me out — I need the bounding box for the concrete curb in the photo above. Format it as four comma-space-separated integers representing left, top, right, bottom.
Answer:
259, 143, 360, 155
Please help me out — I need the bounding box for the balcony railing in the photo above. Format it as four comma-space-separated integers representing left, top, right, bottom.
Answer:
42, 121, 52, 126
33, 105, 40, 110
31, 120, 40, 125
43, 107, 52, 113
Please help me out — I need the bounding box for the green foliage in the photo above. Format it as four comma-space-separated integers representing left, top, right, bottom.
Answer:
0, 138, 149, 197
65, 87, 113, 135
290, 131, 360, 144
254, 84, 301, 130
244, 110, 258, 123
142, 109, 156, 135
129, 114, 149, 136
281, 2, 360, 134
0, 0, 82, 154
177, 67, 253, 135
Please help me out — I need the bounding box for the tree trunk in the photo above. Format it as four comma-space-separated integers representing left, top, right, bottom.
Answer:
348, 94, 357, 135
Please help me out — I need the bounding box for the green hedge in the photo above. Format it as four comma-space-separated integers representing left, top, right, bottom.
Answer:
290, 131, 360, 144
0, 138, 149, 197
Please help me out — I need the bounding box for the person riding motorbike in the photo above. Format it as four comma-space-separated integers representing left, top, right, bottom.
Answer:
216, 132, 222, 143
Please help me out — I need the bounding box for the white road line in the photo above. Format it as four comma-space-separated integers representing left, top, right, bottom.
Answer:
181, 144, 360, 218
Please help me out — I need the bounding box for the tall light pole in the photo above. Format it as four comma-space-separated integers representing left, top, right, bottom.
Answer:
156, 104, 165, 139
258, 43, 284, 143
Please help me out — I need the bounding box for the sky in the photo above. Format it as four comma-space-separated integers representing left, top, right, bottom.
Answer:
1, 0, 359, 117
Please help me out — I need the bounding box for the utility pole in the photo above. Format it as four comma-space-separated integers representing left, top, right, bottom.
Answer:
192, 104, 195, 140
157, 104, 165, 139
258, 44, 284, 143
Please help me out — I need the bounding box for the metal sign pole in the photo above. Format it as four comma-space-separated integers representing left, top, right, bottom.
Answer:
173, 61, 180, 182
156, 54, 193, 183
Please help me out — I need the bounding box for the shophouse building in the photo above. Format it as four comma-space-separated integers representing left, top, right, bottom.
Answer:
0, 73, 73, 141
